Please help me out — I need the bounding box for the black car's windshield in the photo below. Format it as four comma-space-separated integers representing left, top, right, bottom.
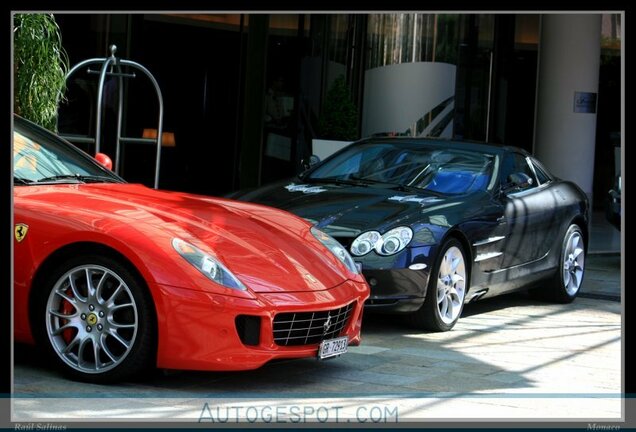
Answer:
14, 119, 124, 185
307, 142, 497, 195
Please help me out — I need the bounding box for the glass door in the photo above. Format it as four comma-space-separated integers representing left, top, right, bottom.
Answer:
260, 14, 305, 185
453, 14, 495, 142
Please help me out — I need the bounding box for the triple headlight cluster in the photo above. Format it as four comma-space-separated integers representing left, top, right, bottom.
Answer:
350, 227, 413, 256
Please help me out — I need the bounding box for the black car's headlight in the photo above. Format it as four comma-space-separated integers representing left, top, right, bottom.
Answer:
351, 226, 413, 256
311, 227, 360, 274
172, 238, 246, 290
351, 231, 382, 256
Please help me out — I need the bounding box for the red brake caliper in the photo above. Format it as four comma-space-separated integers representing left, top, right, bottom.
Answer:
61, 288, 75, 343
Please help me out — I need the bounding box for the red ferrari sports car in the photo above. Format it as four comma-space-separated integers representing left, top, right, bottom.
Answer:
13, 115, 369, 383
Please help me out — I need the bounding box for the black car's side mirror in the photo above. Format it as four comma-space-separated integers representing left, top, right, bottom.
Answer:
301, 155, 321, 171
501, 172, 533, 194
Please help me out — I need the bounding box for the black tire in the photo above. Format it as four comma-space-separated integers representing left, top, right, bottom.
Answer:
533, 224, 586, 303
407, 238, 468, 332
31, 254, 156, 383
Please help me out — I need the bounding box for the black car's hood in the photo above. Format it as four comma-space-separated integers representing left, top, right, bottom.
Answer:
230, 179, 462, 236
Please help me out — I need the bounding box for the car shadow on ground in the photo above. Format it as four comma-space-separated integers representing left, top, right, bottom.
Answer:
13, 291, 619, 401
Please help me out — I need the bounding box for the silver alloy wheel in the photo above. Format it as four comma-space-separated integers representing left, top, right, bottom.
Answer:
45, 265, 138, 374
563, 231, 585, 296
436, 246, 466, 324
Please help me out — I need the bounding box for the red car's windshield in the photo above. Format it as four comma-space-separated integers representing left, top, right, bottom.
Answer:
13, 117, 124, 185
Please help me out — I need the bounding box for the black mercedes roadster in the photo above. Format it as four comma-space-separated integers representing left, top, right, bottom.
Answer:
229, 138, 589, 331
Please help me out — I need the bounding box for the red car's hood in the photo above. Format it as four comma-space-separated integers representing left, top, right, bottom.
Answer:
15, 183, 350, 293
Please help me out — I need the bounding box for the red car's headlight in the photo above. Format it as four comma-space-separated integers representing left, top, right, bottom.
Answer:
311, 227, 360, 275
172, 238, 247, 291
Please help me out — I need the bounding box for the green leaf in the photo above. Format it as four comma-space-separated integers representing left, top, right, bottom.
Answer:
318, 75, 359, 141
13, 13, 69, 132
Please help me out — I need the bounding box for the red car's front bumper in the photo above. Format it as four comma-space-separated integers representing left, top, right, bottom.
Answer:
153, 280, 369, 371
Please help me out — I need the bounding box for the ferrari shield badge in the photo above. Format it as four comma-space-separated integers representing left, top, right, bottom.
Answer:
15, 223, 29, 242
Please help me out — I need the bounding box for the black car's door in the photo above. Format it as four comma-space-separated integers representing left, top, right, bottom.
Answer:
498, 152, 555, 270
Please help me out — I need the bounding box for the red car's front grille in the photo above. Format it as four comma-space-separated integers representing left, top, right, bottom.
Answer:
272, 302, 354, 346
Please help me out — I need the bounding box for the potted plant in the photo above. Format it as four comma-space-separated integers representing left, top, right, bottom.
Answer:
312, 75, 359, 162
14, 13, 69, 131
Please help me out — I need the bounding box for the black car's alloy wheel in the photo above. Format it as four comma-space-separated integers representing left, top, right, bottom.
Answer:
32, 254, 156, 383
530, 224, 586, 303
409, 238, 467, 332
551, 224, 586, 303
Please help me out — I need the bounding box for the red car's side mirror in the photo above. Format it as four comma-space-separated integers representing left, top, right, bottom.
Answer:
94, 153, 113, 170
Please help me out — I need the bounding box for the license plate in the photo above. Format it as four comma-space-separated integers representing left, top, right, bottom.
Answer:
318, 336, 348, 359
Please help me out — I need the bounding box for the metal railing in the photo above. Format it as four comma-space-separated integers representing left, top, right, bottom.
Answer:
58, 45, 164, 188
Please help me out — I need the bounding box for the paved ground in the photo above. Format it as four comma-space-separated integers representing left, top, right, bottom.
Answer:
10, 254, 622, 425
579, 254, 622, 300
